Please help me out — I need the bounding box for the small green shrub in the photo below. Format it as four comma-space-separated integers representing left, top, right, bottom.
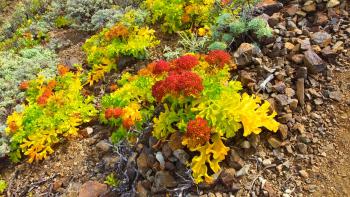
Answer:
0, 178, 6, 194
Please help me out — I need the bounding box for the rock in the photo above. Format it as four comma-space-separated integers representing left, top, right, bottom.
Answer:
256, 0, 283, 15
136, 181, 149, 197
162, 143, 172, 158
155, 152, 165, 170
153, 171, 177, 189
310, 32, 332, 47
235, 165, 250, 177
275, 94, 289, 106
231, 182, 241, 191
284, 4, 299, 16
173, 149, 190, 165
234, 43, 261, 66
285, 88, 295, 98
299, 39, 311, 51
53, 179, 63, 191
86, 127, 93, 135
314, 12, 328, 26
96, 140, 111, 153
268, 13, 281, 27
102, 155, 119, 169
291, 54, 304, 64
229, 149, 245, 170
137, 150, 151, 175
168, 132, 184, 151
240, 141, 251, 149
220, 168, 236, 186
239, 70, 256, 87
321, 46, 336, 58
304, 50, 326, 74
329, 91, 342, 101
284, 42, 295, 51
296, 78, 305, 107
302, 1, 316, 12
262, 159, 272, 166
293, 123, 305, 134
78, 181, 108, 197
289, 99, 298, 110
299, 170, 309, 178
249, 134, 260, 149
327, 0, 340, 8
278, 124, 288, 140
263, 182, 278, 197
66, 182, 82, 197
332, 41, 344, 52
296, 143, 308, 154
268, 136, 282, 148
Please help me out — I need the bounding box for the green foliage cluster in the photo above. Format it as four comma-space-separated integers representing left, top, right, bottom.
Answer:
0, 0, 50, 42
0, 178, 6, 194
44, 0, 143, 31
4, 69, 97, 163
210, 13, 272, 49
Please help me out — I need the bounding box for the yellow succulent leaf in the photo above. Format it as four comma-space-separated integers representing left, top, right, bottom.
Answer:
238, 93, 279, 137
187, 134, 229, 184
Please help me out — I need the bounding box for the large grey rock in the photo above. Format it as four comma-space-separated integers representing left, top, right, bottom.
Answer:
311, 31, 332, 48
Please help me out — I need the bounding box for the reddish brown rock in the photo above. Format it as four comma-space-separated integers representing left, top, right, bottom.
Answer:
256, 0, 283, 15
314, 12, 329, 26
304, 50, 326, 74
284, 4, 299, 16
78, 181, 108, 197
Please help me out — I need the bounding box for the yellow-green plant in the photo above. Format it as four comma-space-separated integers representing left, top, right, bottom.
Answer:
104, 173, 119, 187
0, 178, 6, 194
100, 50, 279, 183
5, 66, 97, 163
144, 0, 217, 33
83, 22, 159, 85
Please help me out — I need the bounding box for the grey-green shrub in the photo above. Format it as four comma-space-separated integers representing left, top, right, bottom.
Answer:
0, 46, 58, 123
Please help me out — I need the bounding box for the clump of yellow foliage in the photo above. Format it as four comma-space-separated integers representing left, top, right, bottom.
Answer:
5, 66, 97, 163
83, 22, 159, 85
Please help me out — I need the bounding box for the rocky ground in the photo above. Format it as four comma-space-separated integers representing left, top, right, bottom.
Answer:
1, 0, 350, 196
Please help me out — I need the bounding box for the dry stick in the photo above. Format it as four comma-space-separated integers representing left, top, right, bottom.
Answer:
7, 169, 19, 197
248, 164, 276, 193
19, 174, 57, 197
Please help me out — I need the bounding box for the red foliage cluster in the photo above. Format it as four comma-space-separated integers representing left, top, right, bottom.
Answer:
37, 80, 57, 106
152, 60, 171, 75
122, 118, 134, 129
104, 24, 129, 40
58, 64, 70, 76
19, 81, 29, 91
152, 70, 203, 101
8, 121, 19, 132
105, 107, 124, 120
205, 50, 231, 67
173, 55, 199, 70
186, 117, 211, 145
